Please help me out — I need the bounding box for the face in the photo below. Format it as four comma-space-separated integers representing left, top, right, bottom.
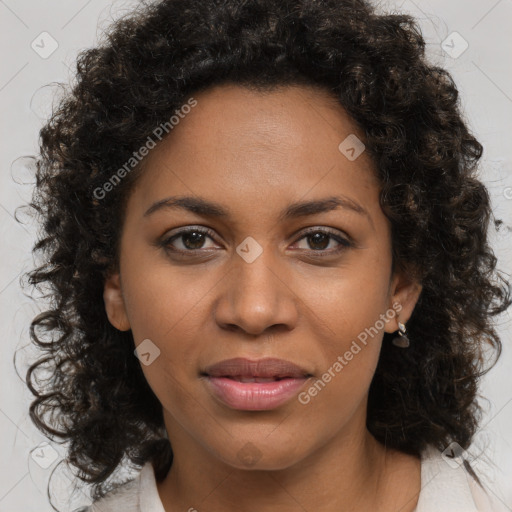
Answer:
104, 84, 422, 471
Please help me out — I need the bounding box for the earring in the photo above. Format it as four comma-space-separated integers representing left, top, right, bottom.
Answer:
392, 320, 410, 348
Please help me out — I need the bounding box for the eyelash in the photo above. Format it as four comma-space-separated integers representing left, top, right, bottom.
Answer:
159, 226, 353, 258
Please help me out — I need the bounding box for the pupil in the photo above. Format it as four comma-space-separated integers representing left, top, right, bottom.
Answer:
309, 233, 329, 250
184, 231, 205, 249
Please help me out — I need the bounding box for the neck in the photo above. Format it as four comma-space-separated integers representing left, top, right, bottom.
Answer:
156, 411, 421, 512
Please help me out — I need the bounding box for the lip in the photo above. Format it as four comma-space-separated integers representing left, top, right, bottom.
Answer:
201, 357, 313, 411
203, 357, 311, 379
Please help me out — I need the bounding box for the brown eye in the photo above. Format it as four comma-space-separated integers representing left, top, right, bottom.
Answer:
160, 227, 218, 252
293, 228, 352, 256
305, 232, 331, 250
177, 230, 208, 250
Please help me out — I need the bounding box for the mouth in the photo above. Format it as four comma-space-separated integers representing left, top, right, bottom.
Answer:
216, 376, 296, 382
202, 357, 312, 379
201, 357, 313, 411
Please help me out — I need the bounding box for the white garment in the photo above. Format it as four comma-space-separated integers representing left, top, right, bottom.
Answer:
80, 445, 509, 511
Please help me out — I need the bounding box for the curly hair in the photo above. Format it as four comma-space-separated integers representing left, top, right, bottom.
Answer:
23, 0, 511, 503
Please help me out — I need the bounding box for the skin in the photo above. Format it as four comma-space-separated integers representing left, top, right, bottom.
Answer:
104, 83, 423, 512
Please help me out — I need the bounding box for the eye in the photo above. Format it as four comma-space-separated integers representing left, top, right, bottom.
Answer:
292, 227, 352, 256
160, 227, 219, 253
158, 226, 353, 258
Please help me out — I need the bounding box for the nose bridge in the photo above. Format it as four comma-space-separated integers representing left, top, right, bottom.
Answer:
215, 238, 298, 335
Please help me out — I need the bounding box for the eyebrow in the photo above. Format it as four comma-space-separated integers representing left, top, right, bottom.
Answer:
143, 195, 373, 228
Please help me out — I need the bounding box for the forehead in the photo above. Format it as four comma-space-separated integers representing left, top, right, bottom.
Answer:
166, 83, 367, 157
124, 83, 381, 226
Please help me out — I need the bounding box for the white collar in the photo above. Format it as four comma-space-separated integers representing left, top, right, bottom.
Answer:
139, 462, 167, 512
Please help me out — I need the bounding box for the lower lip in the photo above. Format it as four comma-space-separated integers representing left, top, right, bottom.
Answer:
204, 376, 310, 411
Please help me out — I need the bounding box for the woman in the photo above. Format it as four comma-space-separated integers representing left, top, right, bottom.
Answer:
25, 0, 511, 510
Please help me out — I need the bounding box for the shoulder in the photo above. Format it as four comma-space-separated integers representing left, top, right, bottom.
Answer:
76, 478, 140, 512
416, 445, 510, 512
73, 463, 153, 512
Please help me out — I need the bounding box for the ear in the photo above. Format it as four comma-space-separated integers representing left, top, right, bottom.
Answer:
384, 270, 423, 334
103, 272, 131, 331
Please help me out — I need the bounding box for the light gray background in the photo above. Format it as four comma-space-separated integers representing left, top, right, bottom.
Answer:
1, 0, 511, 510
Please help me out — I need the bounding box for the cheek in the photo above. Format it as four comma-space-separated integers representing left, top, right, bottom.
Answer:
306, 254, 391, 341
296, 275, 389, 423
121, 245, 211, 341
301, 253, 391, 387
118, 251, 211, 392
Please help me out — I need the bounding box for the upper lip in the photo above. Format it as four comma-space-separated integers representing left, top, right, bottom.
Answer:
203, 357, 312, 379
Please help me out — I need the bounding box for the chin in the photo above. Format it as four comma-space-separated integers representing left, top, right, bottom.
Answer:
212, 441, 309, 472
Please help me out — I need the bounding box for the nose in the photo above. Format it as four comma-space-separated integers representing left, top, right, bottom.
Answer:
214, 244, 299, 336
